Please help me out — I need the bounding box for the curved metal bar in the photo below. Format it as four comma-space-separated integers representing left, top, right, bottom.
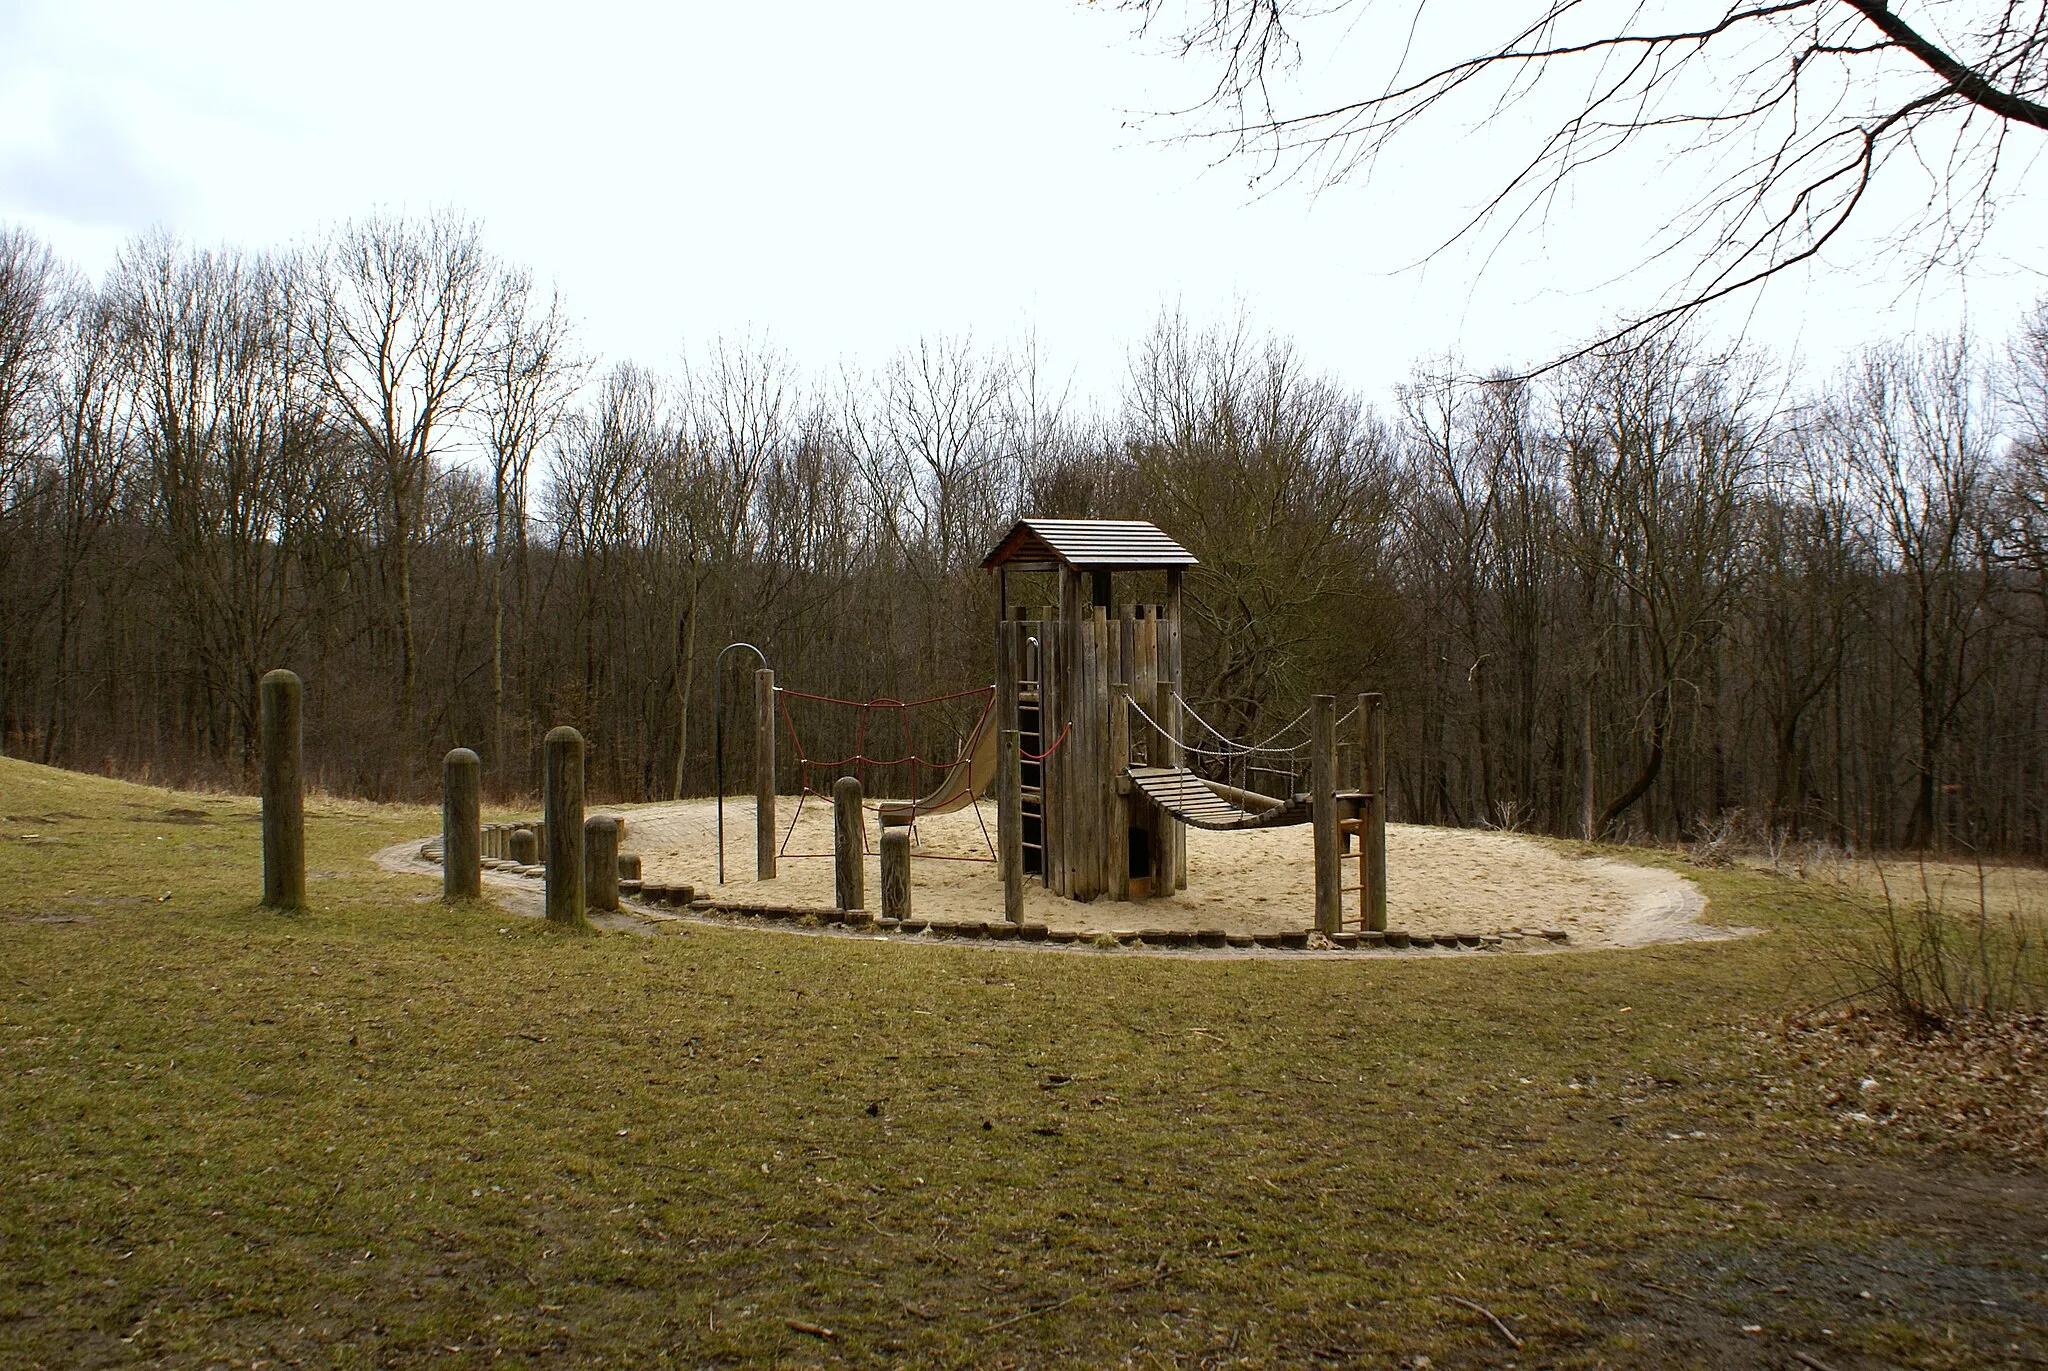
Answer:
714, 641, 771, 885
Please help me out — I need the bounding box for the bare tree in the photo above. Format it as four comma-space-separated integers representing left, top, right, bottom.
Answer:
1557, 334, 1766, 835
1827, 336, 1997, 847
314, 212, 502, 726
659, 336, 794, 796
1122, 2, 2048, 355
38, 279, 129, 762
0, 228, 68, 753
116, 236, 333, 765
477, 268, 581, 769
1127, 310, 1396, 741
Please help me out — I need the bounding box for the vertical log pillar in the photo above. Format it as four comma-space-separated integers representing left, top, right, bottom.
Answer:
1311, 693, 1341, 935
833, 775, 864, 912
1152, 677, 1181, 895
259, 668, 305, 910
510, 827, 538, 865
999, 726, 1023, 925
584, 816, 620, 912
1108, 680, 1131, 901
880, 826, 911, 923
442, 747, 481, 901
543, 726, 586, 927
756, 668, 777, 880
1165, 568, 1187, 892
1360, 691, 1388, 933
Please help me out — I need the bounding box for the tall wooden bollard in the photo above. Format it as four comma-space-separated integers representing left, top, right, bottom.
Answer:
259, 668, 305, 910
1311, 693, 1341, 935
543, 726, 587, 927
442, 747, 481, 900
1360, 692, 1388, 933
998, 727, 1023, 925
756, 668, 777, 881
880, 826, 911, 923
510, 827, 538, 865
584, 816, 620, 912
832, 775, 864, 912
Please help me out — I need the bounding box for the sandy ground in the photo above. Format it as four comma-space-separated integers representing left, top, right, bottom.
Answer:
573, 795, 1735, 950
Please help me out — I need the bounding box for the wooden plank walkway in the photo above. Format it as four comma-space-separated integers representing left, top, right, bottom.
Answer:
1126, 766, 1313, 831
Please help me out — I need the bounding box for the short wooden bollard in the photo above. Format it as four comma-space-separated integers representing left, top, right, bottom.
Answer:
510, 827, 538, 865
543, 726, 587, 927
832, 775, 864, 912
442, 747, 481, 900
880, 826, 911, 923
617, 852, 642, 882
584, 816, 620, 912
259, 668, 305, 910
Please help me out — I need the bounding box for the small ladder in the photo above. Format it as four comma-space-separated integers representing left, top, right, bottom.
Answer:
1019, 684, 1045, 877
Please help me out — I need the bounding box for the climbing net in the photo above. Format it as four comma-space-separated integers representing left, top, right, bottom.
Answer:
775, 684, 998, 861
1124, 693, 1359, 798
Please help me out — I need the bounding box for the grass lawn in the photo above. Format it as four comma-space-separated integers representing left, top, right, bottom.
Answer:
2, 755, 2043, 1369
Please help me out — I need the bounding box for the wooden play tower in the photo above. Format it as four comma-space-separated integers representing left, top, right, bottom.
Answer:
983, 518, 1387, 931
984, 518, 1197, 903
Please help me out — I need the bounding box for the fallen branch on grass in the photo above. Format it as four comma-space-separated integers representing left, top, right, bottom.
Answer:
1443, 1295, 1523, 1349
985, 1295, 1077, 1332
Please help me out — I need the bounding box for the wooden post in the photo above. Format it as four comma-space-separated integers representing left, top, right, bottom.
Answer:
510, 827, 538, 865
543, 726, 586, 927
1152, 676, 1180, 894
999, 726, 1023, 925
833, 775, 864, 912
259, 668, 305, 910
756, 668, 777, 880
880, 826, 910, 923
1108, 679, 1131, 901
1361, 692, 1387, 933
442, 747, 481, 901
584, 816, 620, 912
1311, 693, 1340, 935
1165, 568, 1187, 891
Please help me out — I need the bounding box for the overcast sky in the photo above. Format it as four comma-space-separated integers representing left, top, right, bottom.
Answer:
2, 0, 2043, 403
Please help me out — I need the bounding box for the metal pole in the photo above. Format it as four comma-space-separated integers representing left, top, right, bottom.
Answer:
712, 641, 769, 884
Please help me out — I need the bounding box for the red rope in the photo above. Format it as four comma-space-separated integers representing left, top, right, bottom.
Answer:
1023, 721, 1071, 761
777, 685, 997, 793
777, 684, 994, 709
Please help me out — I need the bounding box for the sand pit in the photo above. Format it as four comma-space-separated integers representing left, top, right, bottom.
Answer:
590, 795, 1729, 951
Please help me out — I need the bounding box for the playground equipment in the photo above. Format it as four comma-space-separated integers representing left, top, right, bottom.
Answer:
982, 518, 1198, 903
980, 518, 1388, 932
714, 661, 999, 882
719, 517, 1388, 933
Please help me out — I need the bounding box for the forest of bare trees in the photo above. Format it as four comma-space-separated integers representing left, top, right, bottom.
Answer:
4, 213, 2048, 855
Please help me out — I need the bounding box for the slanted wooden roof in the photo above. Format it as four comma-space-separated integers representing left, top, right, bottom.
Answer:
980, 519, 1197, 572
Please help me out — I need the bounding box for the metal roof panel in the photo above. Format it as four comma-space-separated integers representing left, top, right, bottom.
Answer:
980, 518, 1198, 570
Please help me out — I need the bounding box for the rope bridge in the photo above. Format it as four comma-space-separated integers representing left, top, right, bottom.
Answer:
1120, 693, 1344, 831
